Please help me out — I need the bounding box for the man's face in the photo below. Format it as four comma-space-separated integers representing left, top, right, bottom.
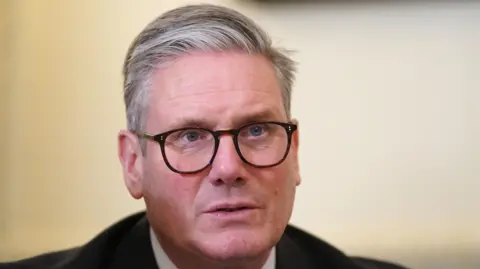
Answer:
119, 51, 301, 261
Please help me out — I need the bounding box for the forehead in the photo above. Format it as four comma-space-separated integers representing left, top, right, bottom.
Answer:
147, 51, 285, 131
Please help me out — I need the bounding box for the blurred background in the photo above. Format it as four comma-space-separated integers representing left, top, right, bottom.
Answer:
0, 0, 479, 268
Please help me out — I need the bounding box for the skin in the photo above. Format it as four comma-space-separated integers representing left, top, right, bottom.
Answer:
118, 51, 301, 269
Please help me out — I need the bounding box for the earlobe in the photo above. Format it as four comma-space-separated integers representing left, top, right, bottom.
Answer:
118, 130, 144, 199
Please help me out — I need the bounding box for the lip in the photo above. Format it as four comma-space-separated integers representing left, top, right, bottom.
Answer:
203, 201, 260, 214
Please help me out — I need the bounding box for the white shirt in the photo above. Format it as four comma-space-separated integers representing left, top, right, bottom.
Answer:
150, 228, 276, 269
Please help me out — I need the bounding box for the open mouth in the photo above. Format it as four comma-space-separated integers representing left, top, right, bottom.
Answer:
215, 207, 250, 212
204, 202, 259, 215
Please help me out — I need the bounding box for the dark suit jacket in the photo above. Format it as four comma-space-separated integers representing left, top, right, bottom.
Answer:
0, 211, 409, 269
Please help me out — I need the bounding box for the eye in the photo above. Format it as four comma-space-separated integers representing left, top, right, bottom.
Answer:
243, 124, 268, 138
182, 131, 200, 142
166, 128, 213, 149
249, 125, 265, 136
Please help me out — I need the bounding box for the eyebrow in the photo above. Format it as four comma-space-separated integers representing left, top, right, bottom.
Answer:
167, 109, 281, 131
167, 116, 214, 130
235, 109, 279, 126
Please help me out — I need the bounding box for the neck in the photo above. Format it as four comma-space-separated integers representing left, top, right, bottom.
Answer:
150, 228, 273, 269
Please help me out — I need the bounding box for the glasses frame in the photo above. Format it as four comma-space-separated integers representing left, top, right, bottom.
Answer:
136, 121, 297, 174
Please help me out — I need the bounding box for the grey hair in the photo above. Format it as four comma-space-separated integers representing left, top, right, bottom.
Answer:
122, 4, 297, 134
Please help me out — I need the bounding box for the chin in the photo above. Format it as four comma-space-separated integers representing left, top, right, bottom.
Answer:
192, 228, 275, 262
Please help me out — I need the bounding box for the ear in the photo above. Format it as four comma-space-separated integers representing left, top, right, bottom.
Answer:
118, 130, 144, 199
291, 118, 301, 186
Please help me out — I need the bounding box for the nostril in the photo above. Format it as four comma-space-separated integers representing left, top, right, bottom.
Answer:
233, 177, 245, 187
211, 178, 224, 186
209, 177, 245, 187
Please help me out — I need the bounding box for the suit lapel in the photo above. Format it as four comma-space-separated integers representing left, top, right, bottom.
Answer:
107, 216, 158, 269
275, 233, 318, 269
276, 226, 363, 269
102, 215, 360, 269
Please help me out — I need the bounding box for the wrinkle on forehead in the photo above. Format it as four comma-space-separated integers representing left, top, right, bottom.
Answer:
147, 51, 284, 131
156, 89, 284, 131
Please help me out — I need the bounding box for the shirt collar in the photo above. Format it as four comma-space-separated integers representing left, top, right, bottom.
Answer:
150, 227, 276, 269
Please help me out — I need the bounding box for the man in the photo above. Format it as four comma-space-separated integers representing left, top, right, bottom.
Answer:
1, 4, 409, 269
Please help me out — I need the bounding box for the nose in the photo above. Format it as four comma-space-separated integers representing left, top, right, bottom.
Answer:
207, 135, 244, 186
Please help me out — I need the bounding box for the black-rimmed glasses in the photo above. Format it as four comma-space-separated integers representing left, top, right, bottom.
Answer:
136, 121, 297, 174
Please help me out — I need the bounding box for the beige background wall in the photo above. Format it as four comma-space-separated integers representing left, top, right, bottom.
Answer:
1, 1, 479, 268
0, 0, 13, 255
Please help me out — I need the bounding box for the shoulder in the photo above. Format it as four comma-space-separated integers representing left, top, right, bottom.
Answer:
351, 257, 409, 269
284, 224, 410, 269
0, 211, 147, 269
0, 248, 81, 269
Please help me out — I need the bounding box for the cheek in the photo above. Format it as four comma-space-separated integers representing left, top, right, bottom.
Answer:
144, 166, 189, 208
275, 162, 297, 191
259, 165, 297, 233
260, 164, 296, 206
143, 145, 187, 200
271, 163, 298, 211
142, 155, 202, 222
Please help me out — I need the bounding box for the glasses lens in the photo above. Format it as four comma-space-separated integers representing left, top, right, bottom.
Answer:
237, 123, 289, 166
163, 128, 215, 172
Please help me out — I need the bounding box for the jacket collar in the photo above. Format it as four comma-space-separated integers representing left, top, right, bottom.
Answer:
107, 215, 158, 269
105, 213, 361, 269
